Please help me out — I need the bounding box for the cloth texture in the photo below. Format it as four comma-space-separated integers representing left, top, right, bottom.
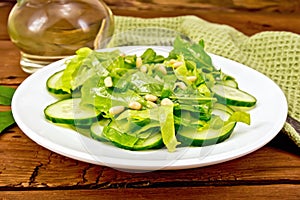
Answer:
107, 15, 300, 147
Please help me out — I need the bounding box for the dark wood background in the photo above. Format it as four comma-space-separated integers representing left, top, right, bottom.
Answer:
1, 0, 300, 40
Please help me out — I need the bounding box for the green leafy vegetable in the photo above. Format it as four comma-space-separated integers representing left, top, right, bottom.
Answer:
43, 36, 256, 152
0, 111, 15, 133
169, 36, 214, 71
103, 124, 139, 149
0, 86, 15, 105
61, 48, 120, 93
0, 85, 16, 134
227, 111, 250, 125
159, 104, 180, 152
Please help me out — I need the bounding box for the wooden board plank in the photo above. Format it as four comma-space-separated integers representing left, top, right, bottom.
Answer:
105, 0, 300, 13
0, 0, 300, 195
112, 10, 300, 36
1, 185, 300, 199
0, 2, 14, 40
0, 40, 28, 85
1, 0, 300, 38
105, 0, 300, 35
0, 126, 299, 188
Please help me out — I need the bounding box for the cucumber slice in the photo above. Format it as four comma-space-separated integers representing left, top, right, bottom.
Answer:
177, 106, 236, 146
212, 84, 257, 107
177, 122, 236, 146
221, 80, 238, 88
133, 132, 163, 150
46, 70, 70, 98
213, 103, 235, 115
44, 98, 101, 125
229, 105, 255, 112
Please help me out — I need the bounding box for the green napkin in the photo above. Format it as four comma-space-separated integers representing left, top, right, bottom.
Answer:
107, 15, 300, 147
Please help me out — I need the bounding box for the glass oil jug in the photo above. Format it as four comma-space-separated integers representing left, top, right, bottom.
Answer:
7, 0, 114, 73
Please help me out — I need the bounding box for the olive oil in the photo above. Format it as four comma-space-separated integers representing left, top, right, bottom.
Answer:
8, 0, 114, 73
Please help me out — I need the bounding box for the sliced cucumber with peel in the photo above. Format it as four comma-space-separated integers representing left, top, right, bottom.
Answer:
132, 132, 163, 150
212, 103, 235, 115
212, 84, 257, 107
44, 98, 101, 126
177, 122, 236, 146
222, 79, 238, 88
46, 70, 70, 98
177, 105, 237, 146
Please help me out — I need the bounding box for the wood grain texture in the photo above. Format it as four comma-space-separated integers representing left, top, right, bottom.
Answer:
0, 0, 299, 198
0, 126, 299, 189
0, 41, 28, 85
0, 2, 14, 40
1, 0, 300, 39
1, 185, 300, 200
104, 0, 300, 35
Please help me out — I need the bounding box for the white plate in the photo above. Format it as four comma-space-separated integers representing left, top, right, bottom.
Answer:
12, 46, 288, 171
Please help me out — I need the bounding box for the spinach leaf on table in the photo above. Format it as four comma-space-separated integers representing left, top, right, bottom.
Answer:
0, 85, 16, 134
0, 85, 15, 105
0, 111, 15, 133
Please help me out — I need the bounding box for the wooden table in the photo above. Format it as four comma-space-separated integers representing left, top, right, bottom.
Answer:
0, 0, 300, 199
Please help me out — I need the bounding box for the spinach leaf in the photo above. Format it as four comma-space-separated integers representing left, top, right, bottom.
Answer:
81, 75, 145, 114
161, 75, 177, 98
0, 86, 16, 134
123, 71, 163, 94
0, 111, 15, 133
141, 48, 157, 63
0, 86, 15, 105
169, 36, 214, 72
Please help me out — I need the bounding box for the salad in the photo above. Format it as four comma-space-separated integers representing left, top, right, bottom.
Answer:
44, 37, 257, 152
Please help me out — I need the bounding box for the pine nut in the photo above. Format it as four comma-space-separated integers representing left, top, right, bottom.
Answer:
104, 76, 113, 87
154, 75, 163, 82
136, 57, 142, 68
187, 76, 197, 82
128, 101, 142, 110
169, 59, 176, 64
145, 94, 158, 102
173, 61, 184, 68
147, 101, 158, 108
157, 64, 167, 75
174, 82, 187, 90
109, 106, 125, 115
140, 65, 148, 73
161, 98, 173, 106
